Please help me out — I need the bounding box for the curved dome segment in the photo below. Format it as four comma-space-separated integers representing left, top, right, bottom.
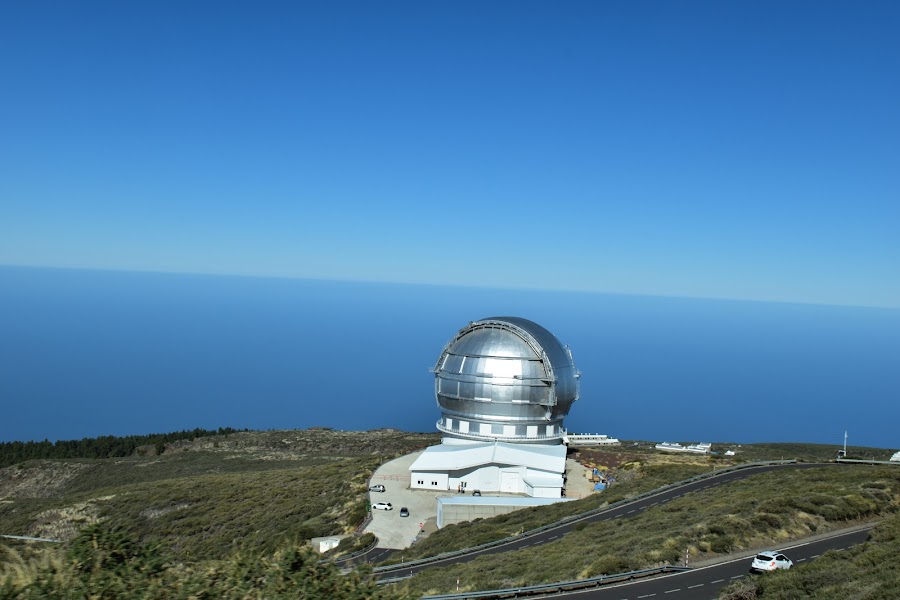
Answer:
433, 317, 580, 444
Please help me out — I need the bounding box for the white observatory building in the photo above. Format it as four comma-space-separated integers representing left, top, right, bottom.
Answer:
409, 317, 580, 498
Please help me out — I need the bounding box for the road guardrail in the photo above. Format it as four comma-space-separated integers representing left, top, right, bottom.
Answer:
419, 565, 691, 599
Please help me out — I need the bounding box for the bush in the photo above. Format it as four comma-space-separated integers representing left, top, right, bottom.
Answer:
0, 524, 406, 599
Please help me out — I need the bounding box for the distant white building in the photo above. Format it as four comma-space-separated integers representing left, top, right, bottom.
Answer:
655, 442, 712, 454
890, 451, 900, 462
565, 434, 620, 447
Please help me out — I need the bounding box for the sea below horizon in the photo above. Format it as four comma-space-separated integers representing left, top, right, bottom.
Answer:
1, 266, 898, 449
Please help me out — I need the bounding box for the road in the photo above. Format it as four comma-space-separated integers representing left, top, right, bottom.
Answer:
554, 526, 871, 599
373, 462, 838, 577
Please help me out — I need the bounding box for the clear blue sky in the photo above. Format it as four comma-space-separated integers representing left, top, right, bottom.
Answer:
2, 1, 898, 308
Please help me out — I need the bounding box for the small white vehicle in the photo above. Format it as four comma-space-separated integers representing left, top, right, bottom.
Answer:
372, 502, 393, 511
751, 551, 793, 572
368, 484, 386, 492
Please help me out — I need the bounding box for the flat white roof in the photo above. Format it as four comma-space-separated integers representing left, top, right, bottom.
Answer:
409, 441, 566, 473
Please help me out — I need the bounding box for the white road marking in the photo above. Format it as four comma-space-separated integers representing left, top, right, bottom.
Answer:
627, 509, 636, 514
637, 595, 656, 598
664, 588, 681, 593
687, 583, 704, 588
731, 575, 744, 579
548, 535, 558, 540
797, 558, 806, 562
812, 554, 820, 558
711, 579, 724, 583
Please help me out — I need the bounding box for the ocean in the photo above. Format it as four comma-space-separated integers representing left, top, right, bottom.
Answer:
1, 266, 898, 449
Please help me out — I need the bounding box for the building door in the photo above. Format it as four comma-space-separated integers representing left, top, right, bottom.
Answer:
500, 471, 518, 493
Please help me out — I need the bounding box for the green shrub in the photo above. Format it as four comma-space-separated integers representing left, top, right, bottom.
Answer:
0, 524, 406, 599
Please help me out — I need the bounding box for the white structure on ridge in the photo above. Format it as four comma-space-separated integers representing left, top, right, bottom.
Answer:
655, 442, 712, 454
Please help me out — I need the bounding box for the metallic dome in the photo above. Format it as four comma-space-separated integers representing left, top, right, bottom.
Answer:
433, 317, 579, 444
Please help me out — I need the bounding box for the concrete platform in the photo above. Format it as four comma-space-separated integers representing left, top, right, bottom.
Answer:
364, 451, 457, 549
364, 451, 597, 550
564, 457, 597, 499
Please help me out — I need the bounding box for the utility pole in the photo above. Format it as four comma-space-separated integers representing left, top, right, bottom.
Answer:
844, 430, 848, 456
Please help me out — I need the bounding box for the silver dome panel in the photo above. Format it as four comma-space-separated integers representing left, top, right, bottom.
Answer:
433, 317, 580, 444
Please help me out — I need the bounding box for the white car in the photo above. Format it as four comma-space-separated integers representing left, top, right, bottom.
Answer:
372, 502, 393, 511
751, 551, 793, 572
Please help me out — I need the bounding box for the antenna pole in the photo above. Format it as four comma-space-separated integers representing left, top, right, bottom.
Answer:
844, 431, 848, 455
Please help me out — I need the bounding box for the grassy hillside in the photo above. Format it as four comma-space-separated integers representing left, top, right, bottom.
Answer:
720, 511, 900, 599
2, 432, 896, 598
391, 460, 713, 562
394, 464, 900, 596
0, 524, 407, 599
598, 440, 895, 464
391, 441, 874, 563
0, 429, 438, 560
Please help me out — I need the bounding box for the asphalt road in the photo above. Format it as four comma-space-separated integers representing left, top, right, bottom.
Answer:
374, 462, 838, 577
555, 526, 872, 599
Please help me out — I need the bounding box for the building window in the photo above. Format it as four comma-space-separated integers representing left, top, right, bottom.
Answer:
432, 481, 438, 486
417, 480, 423, 485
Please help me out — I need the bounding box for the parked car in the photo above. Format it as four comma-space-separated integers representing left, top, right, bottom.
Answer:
368, 484, 386, 492
372, 502, 393, 511
399, 507, 409, 517
472, 490, 481, 496
750, 551, 793, 572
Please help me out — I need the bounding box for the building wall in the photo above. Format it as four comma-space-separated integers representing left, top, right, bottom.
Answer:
410, 471, 449, 490
525, 482, 562, 498
413, 463, 565, 497
437, 502, 530, 528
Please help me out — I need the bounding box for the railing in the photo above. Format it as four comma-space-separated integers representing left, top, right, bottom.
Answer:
435, 422, 563, 442
374, 459, 797, 575
416, 565, 691, 599
837, 458, 900, 466
331, 536, 380, 565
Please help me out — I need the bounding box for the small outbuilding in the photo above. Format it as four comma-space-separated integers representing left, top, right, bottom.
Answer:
309, 535, 349, 553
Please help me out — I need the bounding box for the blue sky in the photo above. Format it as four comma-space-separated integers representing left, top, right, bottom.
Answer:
2, 1, 898, 308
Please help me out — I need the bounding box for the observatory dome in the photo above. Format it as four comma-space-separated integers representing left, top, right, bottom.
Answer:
433, 317, 579, 444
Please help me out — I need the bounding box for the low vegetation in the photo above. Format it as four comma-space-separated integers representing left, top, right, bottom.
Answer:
390, 461, 712, 562
0, 524, 407, 599
2, 431, 896, 598
0, 429, 437, 561
394, 465, 900, 596
0, 428, 248, 468
720, 511, 900, 599
394, 441, 890, 565
602, 440, 894, 464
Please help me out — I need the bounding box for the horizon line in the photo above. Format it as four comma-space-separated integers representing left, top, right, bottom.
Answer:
2, 262, 898, 313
